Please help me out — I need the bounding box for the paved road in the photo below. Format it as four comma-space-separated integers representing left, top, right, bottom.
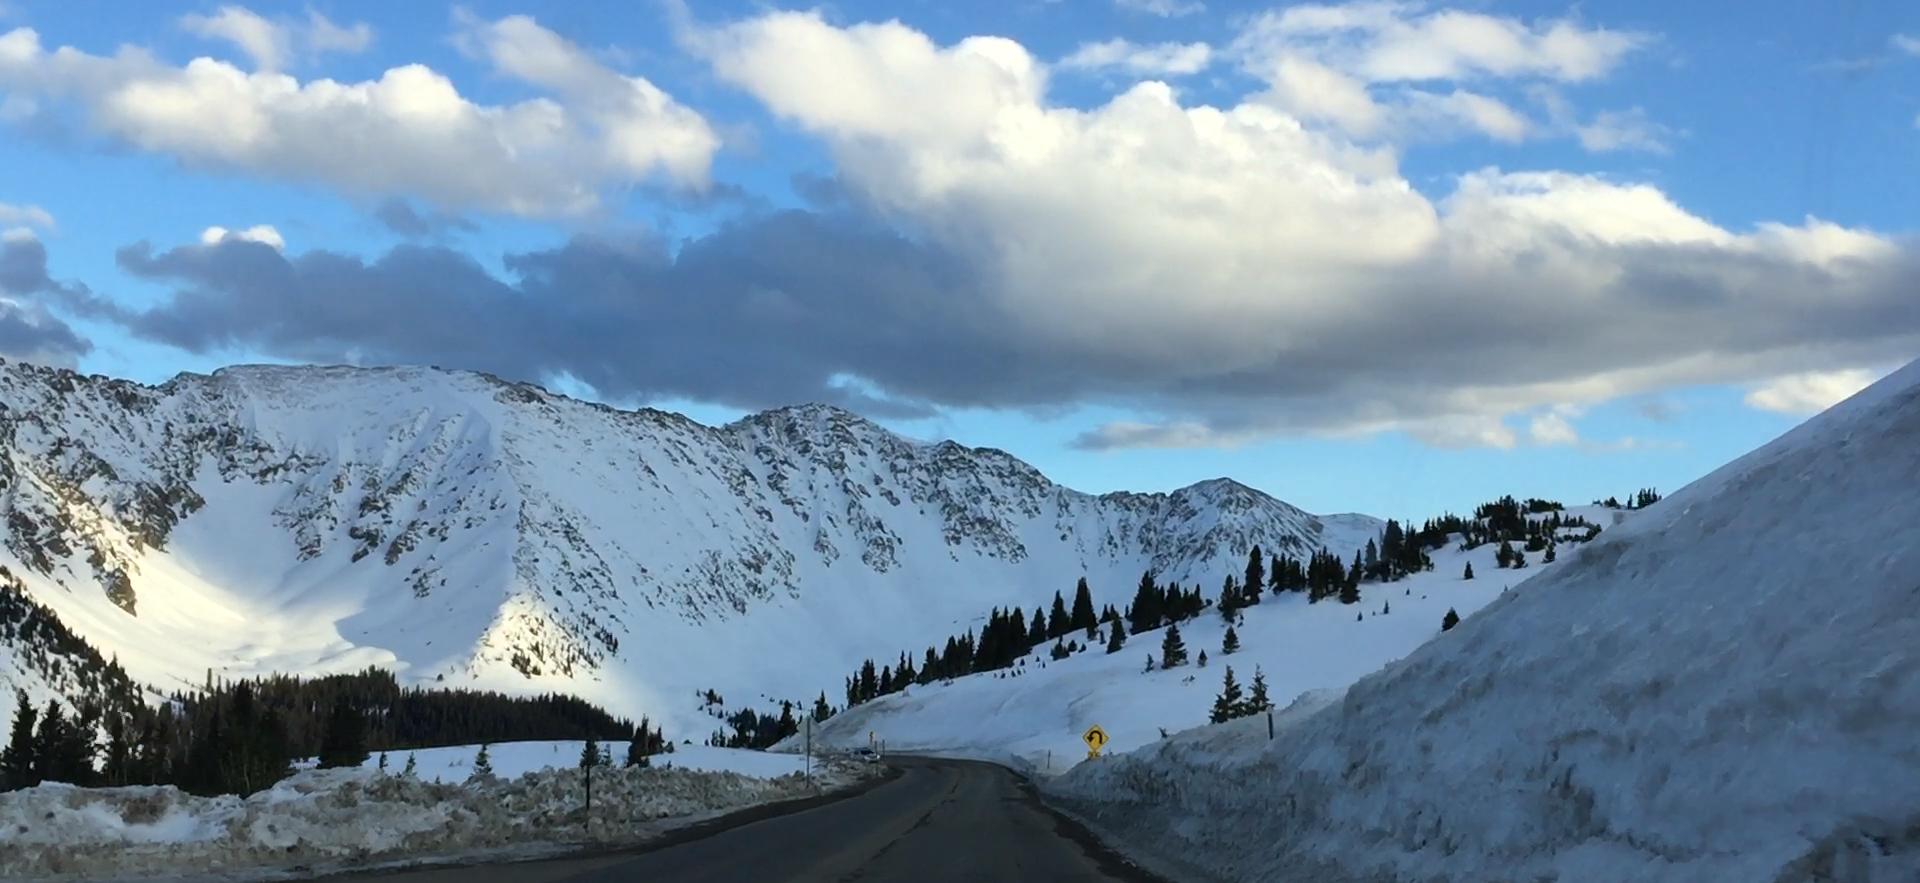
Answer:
330, 757, 1167, 883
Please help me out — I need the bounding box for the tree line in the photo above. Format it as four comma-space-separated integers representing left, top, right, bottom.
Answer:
1, 666, 644, 797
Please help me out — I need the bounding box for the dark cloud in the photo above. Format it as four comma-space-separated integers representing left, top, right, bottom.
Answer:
371, 198, 478, 240
0, 236, 92, 366
42, 208, 1920, 443
95, 211, 1063, 417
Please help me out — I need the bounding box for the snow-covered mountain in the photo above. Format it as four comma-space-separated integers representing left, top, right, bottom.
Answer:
0, 358, 1380, 738
1045, 358, 1920, 883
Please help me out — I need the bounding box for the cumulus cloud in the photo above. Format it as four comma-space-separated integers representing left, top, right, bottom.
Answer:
1742, 369, 1884, 415
1115, 0, 1205, 18
1229, 2, 1650, 144
0, 12, 717, 215
1059, 39, 1213, 76
1893, 34, 1920, 55
41, 9, 1920, 451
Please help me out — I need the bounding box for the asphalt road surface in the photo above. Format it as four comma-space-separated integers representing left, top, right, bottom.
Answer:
327, 757, 1169, 883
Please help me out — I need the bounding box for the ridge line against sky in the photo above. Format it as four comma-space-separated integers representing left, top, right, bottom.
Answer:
0, 0, 1915, 517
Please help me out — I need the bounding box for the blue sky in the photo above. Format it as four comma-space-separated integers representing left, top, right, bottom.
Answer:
0, 0, 1916, 519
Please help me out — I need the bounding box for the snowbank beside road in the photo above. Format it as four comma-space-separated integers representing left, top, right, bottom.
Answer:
1, 757, 866, 881
1041, 360, 1920, 883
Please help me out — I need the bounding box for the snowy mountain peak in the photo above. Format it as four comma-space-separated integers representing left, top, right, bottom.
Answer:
0, 358, 1379, 736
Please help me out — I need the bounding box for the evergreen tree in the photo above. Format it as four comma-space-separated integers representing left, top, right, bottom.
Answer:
1048, 592, 1071, 639
1070, 578, 1098, 635
1, 692, 38, 790
1442, 608, 1461, 631
1221, 626, 1240, 655
1218, 575, 1241, 622
1544, 544, 1557, 563
813, 692, 833, 723
1160, 623, 1188, 668
1144, 654, 1155, 673
101, 713, 133, 787
1338, 574, 1361, 605
1105, 618, 1127, 654
1463, 561, 1475, 580
1245, 667, 1272, 715
1243, 545, 1265, 604
317, 698, 368, 769
1513, 548, 1528, 569
1050, 640, 1070, 661
581, 736, 601, 769
1128, 570, 1161, 634
402, 753, 418, 777
1209, 666, 1244, 724
378, 751, 389, 772
1197, 649, 1208, 668
470, 743, 494, 780
1029, 607, 1048, 648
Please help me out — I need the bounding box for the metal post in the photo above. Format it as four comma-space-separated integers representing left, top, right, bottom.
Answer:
805, 718, 813, 785
1267, 711, 1274, 740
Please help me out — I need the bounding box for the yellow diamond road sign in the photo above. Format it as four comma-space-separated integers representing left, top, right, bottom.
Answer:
1083, 724, 1108, 755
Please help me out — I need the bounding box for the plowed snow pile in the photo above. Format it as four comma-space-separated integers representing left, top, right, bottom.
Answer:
1046, 359, 1920, 883
0, 761, 860, 881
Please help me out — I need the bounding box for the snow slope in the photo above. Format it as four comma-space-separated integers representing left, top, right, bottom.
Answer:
0, 359, 1381, 740
1044, 358, 1920, 883
789, 510, 1606, 773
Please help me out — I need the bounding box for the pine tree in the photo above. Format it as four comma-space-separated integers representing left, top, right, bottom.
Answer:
1442, 608, 1461, 631
1209, 666, 1244, 724
1218, 575, 1241, 622
1243, 545, 1266, 605
1463, 561, 1475, 580
1, 691, 38, 791
378, 751, 389, 772
317, 698, 368, 769
1160, 623, 1188, 668
1221, 626, 1240, 655
1144, 654, 1156, 673
1244, 666, 1272, 715
470, 743, 494, 780
402, 753, 418, 777
1338, 574, 1360, 605
1105, 619, 1127, 654
581, 736, 601, 769
1197, 649, 1208, 668
1070, 577, 1098, 635
1048, 591, 1071, 639
1544, 544, 1557, 563
813, 691, 832, 722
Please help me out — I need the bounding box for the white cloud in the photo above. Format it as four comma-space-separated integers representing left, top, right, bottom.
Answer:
1525, 408, 1580, 445
0, 14, 718, 215
1574, 106, 1670, 153
1115, 0, 1205, 18
1892, 34, 1920, 55
1059, 39, 1213, 77
684, 10, 1920, 450
1743, 369, 1883, 416
305, 9, 373, 56
0, 202, 53, 230
0, 227, 35, 243
1230, 2, 1652, 146
181, 6, 287, 71
200, 224, 284, 250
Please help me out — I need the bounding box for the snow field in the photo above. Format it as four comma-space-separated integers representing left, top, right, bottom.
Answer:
793, 518, 1591, 778
1, 746, 867, 882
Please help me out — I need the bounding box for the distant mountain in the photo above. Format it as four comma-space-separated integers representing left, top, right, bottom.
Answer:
0, 359, 1381, 738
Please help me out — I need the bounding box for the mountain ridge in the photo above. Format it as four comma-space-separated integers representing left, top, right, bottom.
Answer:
0, 358, 1382, 736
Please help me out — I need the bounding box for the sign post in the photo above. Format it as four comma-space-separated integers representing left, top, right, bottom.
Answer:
803, 716, 814, 785
1083, 724, 1108, 760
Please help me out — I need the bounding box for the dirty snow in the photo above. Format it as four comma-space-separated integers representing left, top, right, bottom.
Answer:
1041, 357, 1920, 883
361, 740, 812, 783
0, 748, 866, 882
